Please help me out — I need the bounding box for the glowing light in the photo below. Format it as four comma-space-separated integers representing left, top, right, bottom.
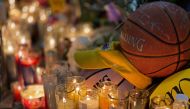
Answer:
10, 22, 16, 29
22, 6, 28, 13
70, 27, 76, 33
29, 95, 33, 99
9, 0, 15, 5
17, 86, 22, 90
49, 37, 56, 48
29, 6, 36, 13
70, 37, 76, 42
76, 87, 80, 92
27, 16, 34, 24
83, 27, 91, 34
86, 97, 91, 101
21, 37, 27, 44
62, 97, 67, 103
73, 79, 77, 83
21, 13, 28, 20
40, 14, 47, 22
7, 44, 14, 54
47, 26, 52, 32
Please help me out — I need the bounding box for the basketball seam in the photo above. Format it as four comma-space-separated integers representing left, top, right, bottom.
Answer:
162, 8, 180, 72
120, 47, 190, 58
146, 59, 190, 75
127, 17, 190, 45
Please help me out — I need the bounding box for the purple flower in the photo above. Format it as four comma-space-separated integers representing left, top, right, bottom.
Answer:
105, 2, 122, 23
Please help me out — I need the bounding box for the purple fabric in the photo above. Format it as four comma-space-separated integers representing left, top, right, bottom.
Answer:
105, 2, 122, 23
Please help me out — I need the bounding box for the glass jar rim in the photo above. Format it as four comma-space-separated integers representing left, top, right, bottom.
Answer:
129, 89, 149, 99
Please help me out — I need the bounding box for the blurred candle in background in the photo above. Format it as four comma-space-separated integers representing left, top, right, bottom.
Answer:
21, 85, 45, 109
66, 76, 86, 109
55, 84, 75, 109
42, 73, 57, 109
11, 81, 23, 102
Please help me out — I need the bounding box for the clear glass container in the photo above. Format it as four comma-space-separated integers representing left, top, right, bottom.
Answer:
128, 89, 149, 109
150, 95, 172, 109
42, 73, 57, 109
55, 84, 75, 109
79, 89, 99, 109
99, 81, 118, 109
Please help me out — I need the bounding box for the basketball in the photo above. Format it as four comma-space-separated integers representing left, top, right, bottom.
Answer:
120, 1, 190, 77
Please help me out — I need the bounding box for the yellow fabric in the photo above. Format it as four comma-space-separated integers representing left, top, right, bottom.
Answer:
74, 49, 108, 69
99, 50, 152, 89
150, 68, 190, 101
74, 42, 152, 89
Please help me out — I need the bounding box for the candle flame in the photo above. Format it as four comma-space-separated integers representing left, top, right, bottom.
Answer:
62, 97, 67, 103
83, 27, 91, 34
86, 97, 90, 101
7, 44, 14, 54
76, 87, 80, 92
73, 79, 77, 83
17, 86, 22, 90
29, 95, 33, 99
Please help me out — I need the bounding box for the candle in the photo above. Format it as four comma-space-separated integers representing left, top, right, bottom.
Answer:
15, 44, 40, 86
66, 76, 86, 108
55, 84, 75, 109
150, 95, 172, 109
128, 89, 149, 109
99, 81, 118, 109
21, 85, 45, 109
11, 81, 23, 101
108, 94, 127, 109
79, 89, 99, 109
42, 73, 57, 109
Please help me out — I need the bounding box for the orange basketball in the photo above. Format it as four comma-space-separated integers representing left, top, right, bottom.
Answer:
120, 1, 190, 77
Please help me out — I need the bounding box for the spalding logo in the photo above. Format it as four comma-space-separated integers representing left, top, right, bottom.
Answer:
80, 68, 134, 97
121, 32, 146, 52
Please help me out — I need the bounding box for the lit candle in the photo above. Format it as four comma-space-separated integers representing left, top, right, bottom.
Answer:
15, 45, 40, 86
151, 95, 172, 109
108, 94, 127, 109
66, 76, 86, 108
79, 89, 99, 109
11, 81, 23, 101
55, 84, 75, 109
21, 85, 45, 109
99, 81, 118, 109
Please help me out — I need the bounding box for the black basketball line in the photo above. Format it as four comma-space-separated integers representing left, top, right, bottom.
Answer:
127, 18, 190, 45
120, 48, 190, 75
146, 59, 190, 75
120, 47, 190, 58
117, 78, 125, 87
153, 4, 190, 43
85, 68, 110, 80
162, 8, 180, 72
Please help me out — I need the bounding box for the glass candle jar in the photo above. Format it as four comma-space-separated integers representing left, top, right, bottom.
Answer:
42, 73, 57, 109
128, 89, 149, 109
150, 95, 173, 109
21, 85, 45, 109
79, 89, 99, 109
66, 76, 86, 108
99, 81, 118, 109
108, 94, 128, 109
55, 84, 75, 109
11, 81, 23, 102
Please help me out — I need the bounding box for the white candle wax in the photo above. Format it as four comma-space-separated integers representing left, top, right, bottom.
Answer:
79, 97, 99, 109
57, 99, 75, 109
